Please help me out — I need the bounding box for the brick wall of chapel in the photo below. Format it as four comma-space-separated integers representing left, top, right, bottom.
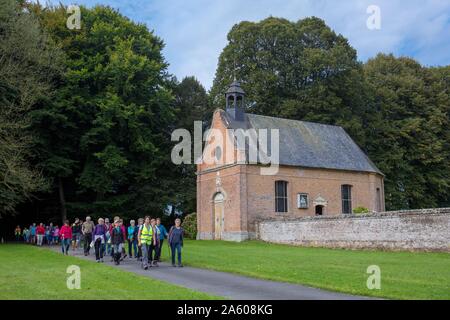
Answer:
244, 165, 384, 234
197, 165, 247, 236
197, 164, 384, 237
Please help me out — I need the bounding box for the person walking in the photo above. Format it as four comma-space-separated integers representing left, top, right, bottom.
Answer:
45, 224, 53, 245
14, 226, 21, 242
23, 227, 30, 243
118, 219, 127, 260
36, 223, 45, 246
71, 218, 82, 251
138, 216, 156, 270
168, 218, 184, 267
111, 219, 124, 265
30, 223, 36, 244
82, 216, 95, 256
136, 218, 143, 261
108, 217, 120, 262
53, 225, 59, 245
127, 220, 138, 259
48, 223, 55, 245
93, 218, 107, 262
104, 218, 111, 255
149, 218, 160, 267
60, 220, 72, 255
78, 220, 84, 248
155, 218, 168, 262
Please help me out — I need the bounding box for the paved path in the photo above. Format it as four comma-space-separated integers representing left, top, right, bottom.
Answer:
50, 246, 370, 300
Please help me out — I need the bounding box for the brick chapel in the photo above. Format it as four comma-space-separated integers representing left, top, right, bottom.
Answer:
197, 81, 385, 241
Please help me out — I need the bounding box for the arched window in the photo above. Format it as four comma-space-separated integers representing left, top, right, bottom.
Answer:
376, 188, 382, 212
275, 181, 288, 213
236, 95, 243, 108
213, 192, 224, 203
341, 184, 352, 214
227, 94, 235, 108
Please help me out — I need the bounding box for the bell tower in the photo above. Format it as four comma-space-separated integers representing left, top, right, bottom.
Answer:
225, 81, 245, 121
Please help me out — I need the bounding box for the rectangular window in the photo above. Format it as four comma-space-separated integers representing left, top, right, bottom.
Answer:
341, 184, 352, 214
297, 193, 309, 209
275, 181, 288, 213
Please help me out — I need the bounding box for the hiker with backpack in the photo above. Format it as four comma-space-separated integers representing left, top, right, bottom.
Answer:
111, 219, 124, 265
118, 219, 128, 260
168, 218, 184, 267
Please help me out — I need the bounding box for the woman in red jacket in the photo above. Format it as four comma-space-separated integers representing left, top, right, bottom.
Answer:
60, 220, 72, 255
36, 223, 45, 246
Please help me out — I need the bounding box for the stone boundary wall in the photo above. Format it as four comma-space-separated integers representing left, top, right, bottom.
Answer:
256, 208, 450, 252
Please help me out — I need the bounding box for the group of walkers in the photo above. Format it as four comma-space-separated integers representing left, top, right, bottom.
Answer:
15, 223, 61, 246
13, 216, 185, 268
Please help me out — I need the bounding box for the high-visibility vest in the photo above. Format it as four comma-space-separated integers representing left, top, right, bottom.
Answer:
140, 225, 153, 244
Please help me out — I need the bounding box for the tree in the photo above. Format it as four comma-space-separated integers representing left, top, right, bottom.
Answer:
363, 54, 450, 209
0, 0, 62, 217
174, 76, 211, 130
169, 76, 210, 214
29, 4, 176, 221
210, 16, 369, 145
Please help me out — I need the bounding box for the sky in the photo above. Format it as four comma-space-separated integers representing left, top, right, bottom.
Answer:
54, 0, 450, 89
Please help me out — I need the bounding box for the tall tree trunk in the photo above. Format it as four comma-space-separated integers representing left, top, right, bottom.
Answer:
58, 177, 67, 223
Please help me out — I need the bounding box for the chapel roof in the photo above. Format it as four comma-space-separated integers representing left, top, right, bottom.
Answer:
219, 110, 383, 175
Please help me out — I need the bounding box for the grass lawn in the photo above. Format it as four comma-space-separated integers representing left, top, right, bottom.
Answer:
162, 240, 450, 300
0, 244, 219, 300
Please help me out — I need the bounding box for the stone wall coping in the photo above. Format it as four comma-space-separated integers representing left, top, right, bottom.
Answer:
256, 207, 450, 223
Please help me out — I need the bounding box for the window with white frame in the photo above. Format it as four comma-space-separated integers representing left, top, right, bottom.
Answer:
297, 193, 308, 209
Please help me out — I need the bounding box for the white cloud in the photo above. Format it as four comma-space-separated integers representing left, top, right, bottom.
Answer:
58, 0, 450, 88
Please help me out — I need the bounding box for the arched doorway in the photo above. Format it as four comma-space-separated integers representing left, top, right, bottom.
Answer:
213, 193, 224, 240
315, 205, 324, 216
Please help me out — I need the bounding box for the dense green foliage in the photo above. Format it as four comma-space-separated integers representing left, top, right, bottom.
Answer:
0, 244, 217, 299
363, 55, 450, 209
168, 77, 211, 214
211, 17, 450, 210
180, 240, 450, 300
182, 212, 197, 239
